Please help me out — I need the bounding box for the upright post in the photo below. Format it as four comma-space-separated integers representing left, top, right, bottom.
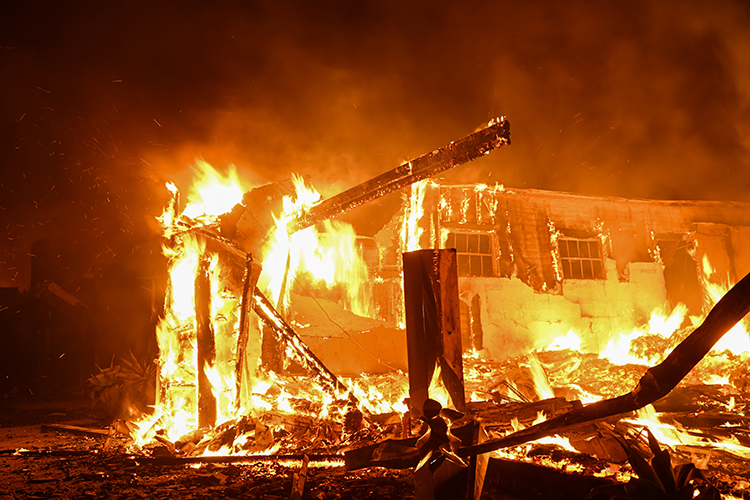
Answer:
403, 249, 466, 417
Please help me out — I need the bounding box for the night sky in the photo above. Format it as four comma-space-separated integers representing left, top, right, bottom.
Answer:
2, 0, 750, 288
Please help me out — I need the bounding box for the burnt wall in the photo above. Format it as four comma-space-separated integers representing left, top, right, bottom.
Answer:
401, 183, 750, 359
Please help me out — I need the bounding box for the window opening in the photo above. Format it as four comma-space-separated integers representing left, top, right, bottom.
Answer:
558, 238, 604, 280
445, 232, 494, 277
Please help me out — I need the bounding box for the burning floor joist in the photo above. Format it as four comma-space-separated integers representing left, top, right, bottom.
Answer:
6, 117, 750, 500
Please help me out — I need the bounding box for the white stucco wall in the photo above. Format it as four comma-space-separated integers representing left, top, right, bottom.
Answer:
460, 259, 668, 360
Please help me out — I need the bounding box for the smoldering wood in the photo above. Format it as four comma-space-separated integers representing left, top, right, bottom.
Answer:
468, 397, 579, 436
344, 437, 420, 471
251, 287, 359, 407
614, 418, 750, 479
261, 323, 284, 373
460, 269, 750, 457
234, 252, 263, 408
154, 435, 177, 455
343, 398, 569, 472
402, 412, 412, 439
403, 249, 466, 416
195, 255, 217, 429
225, 178, 300, 253
289, 118, 511, 233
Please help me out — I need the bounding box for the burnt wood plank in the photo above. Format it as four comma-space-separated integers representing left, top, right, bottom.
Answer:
290, 119, 510, 233
251, 287, 359, 407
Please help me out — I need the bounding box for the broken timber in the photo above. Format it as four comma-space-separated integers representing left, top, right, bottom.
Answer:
40, 423, 110, 437
289, 118, 510, 233
459, 269, 750, 457
403, 249, 466, 415
251, 287, 359, 407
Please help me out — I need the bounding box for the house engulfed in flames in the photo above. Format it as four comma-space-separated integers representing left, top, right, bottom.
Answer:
129, 126, 750, 496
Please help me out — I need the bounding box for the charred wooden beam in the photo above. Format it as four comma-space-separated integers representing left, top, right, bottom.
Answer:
403, 249, 466, 416
251, 287, 359, 407
234, 253, 263, 408
225, 178, 300, 252
117, 453, 344, 467
289, 118, 510, 233
260, 252, 292, 372
195, 256, 217, 429
260, 323, 284, 373
40, 423, 109, 437
459, 269, 750, 457
344, 437, 420, 471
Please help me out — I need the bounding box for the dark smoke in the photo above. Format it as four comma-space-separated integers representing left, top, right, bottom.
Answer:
2, 0, 750, 287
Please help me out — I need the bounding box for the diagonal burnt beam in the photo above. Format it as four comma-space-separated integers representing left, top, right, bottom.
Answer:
289, 118, 510, 233
251, 287, 359, 407
459, 269, 750, 457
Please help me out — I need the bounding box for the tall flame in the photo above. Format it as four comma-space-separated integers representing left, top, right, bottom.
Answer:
401, 179, 428, 252
258, 174, 372, 317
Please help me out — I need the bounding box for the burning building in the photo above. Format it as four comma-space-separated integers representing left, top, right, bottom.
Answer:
111, 117, 750, 498
5, 118, 750, 500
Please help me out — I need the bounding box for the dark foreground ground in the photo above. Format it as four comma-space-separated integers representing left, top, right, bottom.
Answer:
0, 397, 414, 500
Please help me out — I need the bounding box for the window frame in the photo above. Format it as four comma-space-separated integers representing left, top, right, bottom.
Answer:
557, 237, 605, 280
444, 230, 496, 277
